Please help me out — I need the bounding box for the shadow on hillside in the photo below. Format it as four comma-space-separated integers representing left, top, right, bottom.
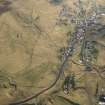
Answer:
0, 0, 11, 15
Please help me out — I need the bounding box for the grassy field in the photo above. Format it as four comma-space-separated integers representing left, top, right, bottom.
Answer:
0, 0, 105, 105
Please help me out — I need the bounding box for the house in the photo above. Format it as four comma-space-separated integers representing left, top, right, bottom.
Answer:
99, 95, 105, 105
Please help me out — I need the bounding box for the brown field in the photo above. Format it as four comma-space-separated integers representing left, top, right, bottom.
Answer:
0, 0, 105, 105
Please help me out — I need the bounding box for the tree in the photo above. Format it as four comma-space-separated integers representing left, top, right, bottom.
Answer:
50, 0, 63, 5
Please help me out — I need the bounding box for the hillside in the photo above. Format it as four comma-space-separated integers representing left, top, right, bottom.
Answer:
0, 0, 105, 105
